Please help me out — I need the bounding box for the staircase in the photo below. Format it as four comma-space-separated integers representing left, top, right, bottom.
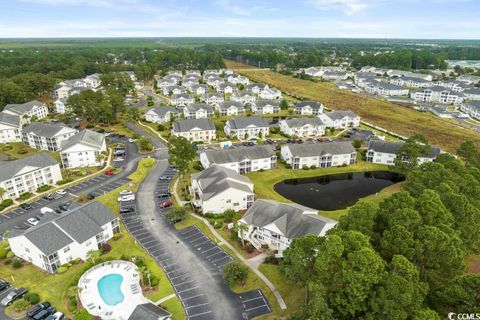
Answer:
247, 229, 262, 251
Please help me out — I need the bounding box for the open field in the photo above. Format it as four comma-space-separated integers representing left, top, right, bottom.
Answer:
225, 60, 480, 153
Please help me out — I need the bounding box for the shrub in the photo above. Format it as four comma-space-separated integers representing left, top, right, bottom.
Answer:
12, 259, 23, 268
86, 124, 95, 129
270, 127, 280, 134
24, 293, 40, 304
150, 276, 160, 287
245, 243, 255, 253
19, 192, 32, 200
0, 248, 8, 259
192, 161, 203, 171
157, 124, 165, 131
261, 244, 269, 250
310, 165, 317, 169
4, 258, 12, 265
264, 256, 280, 265
353, 139, 362, 149
132, 133, 141, 139
214, 221, 223, 229
12, 299, 31, 311
36, 185, 50, 192
0, 205, 4, 212
57, 178, 74, 185
75, 309, 94, 320
302, 166, 310, 170
120, 254, 130, 261
6, 251, 14, 258
2, 145, 12, 151
97, 128, 105, 133
113, 233, 122, 241
101, 243, 112, 254
17, 149, 28, 155
1, 199, 13, 207
284, 163, 292, 169
57, 266, 69, 274
222, 262, 249, 287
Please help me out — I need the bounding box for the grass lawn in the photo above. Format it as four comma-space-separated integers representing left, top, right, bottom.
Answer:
247, 161, 396, 220
0, 142, 61, 162
258, 263, 305, 319
225, 60, 480, 152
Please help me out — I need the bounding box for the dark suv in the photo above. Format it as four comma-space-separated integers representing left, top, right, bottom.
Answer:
27, 302, 51, 318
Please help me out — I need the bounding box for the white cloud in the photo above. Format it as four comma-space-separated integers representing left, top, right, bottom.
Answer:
214, 0, 250, 16
307, 0, 368, 15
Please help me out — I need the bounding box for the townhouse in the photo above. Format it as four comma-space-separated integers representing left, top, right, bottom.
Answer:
216, 82, 236, 94
206, 76, 224, 87
246, 83, 267, 95
157, 78, 177, 88
164, 74, 182, 85
170, 94, 194, 106
183, 103, 215, 119
171, 119, 216, 143
162, 85, 186, 96
8, 201, 119, 273
387, 70, 433, 81
411, 87, 464, 104
390, 76, 432, 88
0, 113, 22, 143
2, 100, 49, 124
224, 116, 270, 140
182, 78, 200, 89
281, 141, 356, 169
54, 98, 70, 114
294, 101, 324, 115
457, 75, 480, 85
190, 84, 208, 96
203, 70, 220, 79
366, 140, 441, 165
237, 199, 337, 255
365, 82, 410, 96
60, 129, 107, 168
279, 118, 325, 138
460, 101, 480, 120
231, 91, 256, 106
201, 93, 224, 106
190, 165, 255, 214
22, 122, 78, 151
322, 70, 352, 81
227, 74, 250, 86
260, 85, 282, 100
435, 79, 471, 92
318, 110, 360, 129
199, 145, 276, 174
144, 106, 181, 124
252, 100, 280, 114
215, 101, 245, 116
84, 73, 101, 88
185, 70, 201, 77
463, 88, 480, 101
0, 153, 63, 199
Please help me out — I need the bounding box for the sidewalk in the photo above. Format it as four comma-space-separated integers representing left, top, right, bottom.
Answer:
137, 121, 169, 144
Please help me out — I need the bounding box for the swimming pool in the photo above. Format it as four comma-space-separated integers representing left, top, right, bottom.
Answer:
97, 273, 125, 306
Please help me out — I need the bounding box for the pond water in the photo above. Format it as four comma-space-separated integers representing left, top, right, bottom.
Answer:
274, 171, 404, 211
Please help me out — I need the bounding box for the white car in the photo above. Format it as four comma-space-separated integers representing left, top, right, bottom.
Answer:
118, 194, 135, 202
27, 218, 39, 226
40, 207, 55, 214
56, 189, 67, 196
52, 312, 64, 320
128, 138, 135, 143
119, 190, 133, 196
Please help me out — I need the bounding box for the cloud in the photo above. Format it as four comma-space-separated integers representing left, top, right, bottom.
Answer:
307, 0, 368, 15
214, 0, 250, 16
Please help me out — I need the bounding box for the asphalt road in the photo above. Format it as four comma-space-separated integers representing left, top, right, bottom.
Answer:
140, 85, 168, 105
0, 136, 141, 237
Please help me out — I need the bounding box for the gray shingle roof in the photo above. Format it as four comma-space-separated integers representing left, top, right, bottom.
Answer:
185, 104, 214, 112
255, 100, 279, 107
367, 140, 441, 158
217, 101, 244, 110
324, 110, 358, 121
241, 199, 336, 238
60, 129, 104, 151
295, 101, 322, 110
282, 117, 324, 128
172, 119, 215, 132
203, 145, 274, 164
22, 122, 74, 138
146, 106, 180, 117
191, 165, 253, 201
128, 303, 170, 320
171, 93, 193, 99
0, 153, 58, 182
0, 112, 21, 128
10, 202, 116, 255
226, 116, 269, 129
3, 100, 45, 115
285, 141, 355, 157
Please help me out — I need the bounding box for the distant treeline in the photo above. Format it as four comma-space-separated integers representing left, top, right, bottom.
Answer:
351, 50, 449, 70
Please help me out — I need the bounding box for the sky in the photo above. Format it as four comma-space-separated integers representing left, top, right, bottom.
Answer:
0, 0, 479, 39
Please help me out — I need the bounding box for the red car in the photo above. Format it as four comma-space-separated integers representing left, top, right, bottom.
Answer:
160, 199, 173, 208
104, 170, 114, 175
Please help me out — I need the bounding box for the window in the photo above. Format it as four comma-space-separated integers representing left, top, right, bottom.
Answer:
63, 246, 70, 253
25, 247, 30, 253
226, 199, 231, 204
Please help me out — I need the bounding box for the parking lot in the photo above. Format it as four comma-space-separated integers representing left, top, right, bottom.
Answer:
66, 175, 130, 196
0, 287, 14, 320
238, 289, 271, 319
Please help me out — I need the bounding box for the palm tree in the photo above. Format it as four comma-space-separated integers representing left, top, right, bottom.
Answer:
237, 223, 249, 247
0, 187, 5, 201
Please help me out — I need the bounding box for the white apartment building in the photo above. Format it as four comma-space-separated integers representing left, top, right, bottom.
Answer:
2, 100, 49, 125
54, 98, 70, 114
281, 141, 356, 169
0, 113, 22, 144
231, 92, 256, 106
183, 104, 215, 119
294, 101, 324, 115
8, 202, 119, 273
171, 119, 216, 143
190, 165, 254, 214
22, 122, 78, 151
279, 118, 325, 138
190, 84, 208, 96
390, 76, 432, 88
365, 82, 410, 96
144, 106, 181, 124
238, 199, 337, 255
366, 140, 441, 165
60, 129, 107, 168
215, 101, 245, 116
224, 116, 270, 140
460, 101, 480, 120
318, 110, 360, 129
0, 153, 63, 199
411, 87, 464, 105
216, 83, 236, 94
227, 74, 250, 86
201, 93, 224, 106
199, 145, 276, 174
162, 85, 186, 96
252, 101, 280, 114
170, 94, 194, 106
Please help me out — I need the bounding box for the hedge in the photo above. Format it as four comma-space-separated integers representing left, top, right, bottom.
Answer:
57, 178, 74, 185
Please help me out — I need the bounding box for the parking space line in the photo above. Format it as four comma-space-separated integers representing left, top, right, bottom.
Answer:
176, 286, 199, 294
174, 279, 195, 286
185, 303, 209, 310
180, 293, 204, 301
244, 304, 270, 313
241, 296, 265, 303
210, 254, 229, 263
192, 239, 212, 247
187, 311, 212, 318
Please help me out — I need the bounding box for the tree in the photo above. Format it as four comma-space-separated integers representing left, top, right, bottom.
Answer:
137, 136, 153, 151
0, 187, 5, 200
353, 139, 362, 149
168, 136, 196, 177
125, 108, 141, 122
222, 262, 249, 287
87, 250, 101, 264
165, 206, 189, 223
457, 140, 479, 167
280, 99, 289, 110
237, 223, 249, 247
394, 134, 431, 174
337, 202, 377, 238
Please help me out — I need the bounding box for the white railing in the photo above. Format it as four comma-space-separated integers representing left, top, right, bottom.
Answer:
247, 229, 262, 250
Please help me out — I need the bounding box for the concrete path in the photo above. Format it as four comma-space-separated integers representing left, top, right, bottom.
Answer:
155, 293, 176, 304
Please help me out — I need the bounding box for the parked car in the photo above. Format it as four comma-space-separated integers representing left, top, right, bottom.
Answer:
157, 193, 170, 198
27, 302, 51, 318
54, 208, 62, 214
58, 203, 70, 211
33, 306, 56, 320
55, 189, 67, 196
118, 194, 135, 202
45, 311, 64, 320
119, 207, 135, 214
20, 203, 32, 210
128, 138, 135, 143
40, 207, 55, 214
0, 279, 10, 293
27, 217, 40, 226
119, 190, 133, 195
1, 287, 28, 306
42, 194, 55, 201
104, 170, 114, 175
87, 193, 96, 200
159, 176, 172, 181
160, 199, 173, 208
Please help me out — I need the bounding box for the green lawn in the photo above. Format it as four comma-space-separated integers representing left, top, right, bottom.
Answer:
247, 161, 396, 220
0, 157, 185, 320
0, 142, 60, 162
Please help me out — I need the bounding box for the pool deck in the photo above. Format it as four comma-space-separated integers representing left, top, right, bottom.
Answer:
78, 260, 151, 320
